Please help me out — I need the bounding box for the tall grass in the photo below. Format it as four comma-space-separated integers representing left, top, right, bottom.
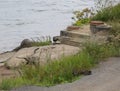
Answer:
83, 42, 120, 60
108, 21, 120, 36
92, 3, 120, 21
0, 78, 27, 90
17, 51, 94, 86
31, 36, 52, 46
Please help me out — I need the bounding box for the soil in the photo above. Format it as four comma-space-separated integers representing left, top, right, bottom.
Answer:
0, 66, 17, 83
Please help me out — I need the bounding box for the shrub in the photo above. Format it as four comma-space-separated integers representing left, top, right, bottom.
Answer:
72, 8, 94, 26
92, 3, 120, 21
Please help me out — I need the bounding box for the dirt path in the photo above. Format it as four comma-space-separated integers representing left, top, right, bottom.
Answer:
12, 57, 120, 91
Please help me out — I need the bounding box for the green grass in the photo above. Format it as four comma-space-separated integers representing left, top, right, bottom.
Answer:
31, 36, 52, 47
108, 21, 120, 36
92, 4, 120, 21
31, 41, 51, 46
17, 51, 94, 86
0, 41, 120, 90
0, 78, 27, 90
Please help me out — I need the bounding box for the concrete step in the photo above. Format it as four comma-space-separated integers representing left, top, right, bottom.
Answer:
60, 36, 88, 47
60, 30, 90, 39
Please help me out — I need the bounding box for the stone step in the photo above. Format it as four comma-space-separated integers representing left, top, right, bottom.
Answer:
60, 36, 87, 47
60, 30, 90, 39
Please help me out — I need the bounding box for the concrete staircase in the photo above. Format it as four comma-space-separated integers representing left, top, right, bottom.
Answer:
53, 24, 110, 47
59, 30, 91, 47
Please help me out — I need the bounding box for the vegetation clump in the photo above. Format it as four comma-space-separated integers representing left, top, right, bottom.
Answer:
31, 36, 52, 47
72, 8, 94, 26
92, 3, 120, 21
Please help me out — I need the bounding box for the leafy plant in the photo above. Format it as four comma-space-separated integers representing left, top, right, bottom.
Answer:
72, 8, 94, 26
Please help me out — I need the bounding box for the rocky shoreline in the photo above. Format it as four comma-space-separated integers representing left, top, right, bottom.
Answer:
0, 44, 80, 68
0, 22, 112, 83
0, 22, 111, 67
0, 43, 80, 82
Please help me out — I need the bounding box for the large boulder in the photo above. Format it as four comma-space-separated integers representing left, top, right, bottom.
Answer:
5, 44, 80, 68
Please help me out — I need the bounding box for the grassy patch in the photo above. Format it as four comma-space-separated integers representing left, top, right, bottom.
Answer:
31, 36, 52, 46
108, 21, 120, 36
92, 4, 120, 21
16, 51, 93, 87
31, 41, 51, 46
72, 8, 94, 26
0, 41, 120, 90
0, 78, 27, 90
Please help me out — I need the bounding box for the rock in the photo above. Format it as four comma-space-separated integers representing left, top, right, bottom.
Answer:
0, 52, 15, 67
13, 39, 32, 51
72, 70, 92, 76
5, 44, 79, 68
53, 36, 61, 44
20, 39, 32, 48
6, 47, 38, 68
67, 26, 80, 31
53, 36, 60, 42
90, 21, 111, 34
81, 70, 92, 75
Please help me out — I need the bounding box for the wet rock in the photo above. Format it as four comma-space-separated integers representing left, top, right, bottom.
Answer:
20, 39, 32, 47
72, 70, 92, 76
13, 39, 32, 51
53, 36, 61, 44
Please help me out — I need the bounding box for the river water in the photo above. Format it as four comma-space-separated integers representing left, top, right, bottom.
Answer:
0, 0, 94, 53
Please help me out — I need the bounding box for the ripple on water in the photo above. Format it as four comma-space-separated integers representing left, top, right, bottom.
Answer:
0, 0, 94, 53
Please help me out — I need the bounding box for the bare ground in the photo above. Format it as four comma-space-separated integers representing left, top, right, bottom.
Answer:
11, 57, 120, 91
0, 66, 17, 83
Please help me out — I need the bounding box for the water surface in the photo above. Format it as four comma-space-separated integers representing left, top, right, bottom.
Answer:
0, 0, 94, 52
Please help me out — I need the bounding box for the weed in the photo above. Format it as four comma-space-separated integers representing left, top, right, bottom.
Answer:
92, 3, 120, 21
0, 78, 27, 90
72, 8, 94, 26
31, 36, 52, 46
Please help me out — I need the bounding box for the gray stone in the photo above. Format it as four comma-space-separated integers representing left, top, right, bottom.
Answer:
90, 24, 111, 34
53, 36, 61, 43
5, 45, 79, 68
13, 39, 32, 51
